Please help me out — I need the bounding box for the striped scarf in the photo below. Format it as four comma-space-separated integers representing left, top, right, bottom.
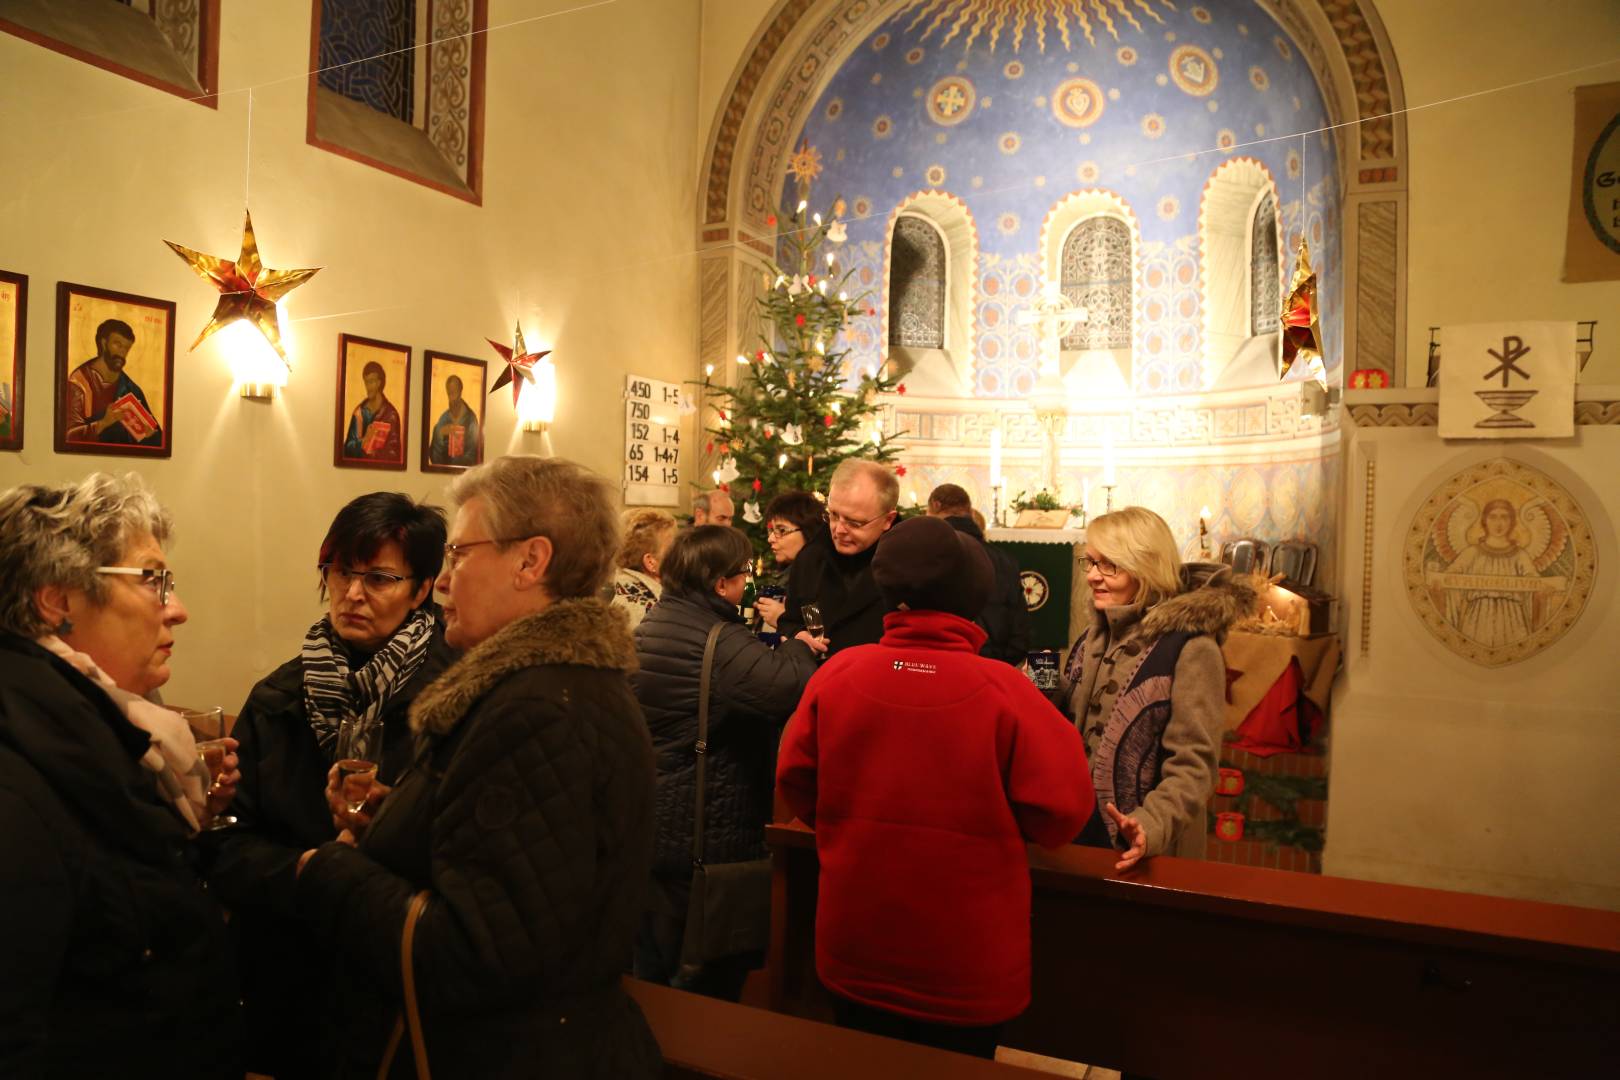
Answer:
300, 606, 435, 758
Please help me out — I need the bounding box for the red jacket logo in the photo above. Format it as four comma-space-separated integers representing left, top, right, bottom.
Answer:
892, 660, 937, 674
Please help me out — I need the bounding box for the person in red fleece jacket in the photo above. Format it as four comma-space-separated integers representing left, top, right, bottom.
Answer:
776, 515, 1095, 1060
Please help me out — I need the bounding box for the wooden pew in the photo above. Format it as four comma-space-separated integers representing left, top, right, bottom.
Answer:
765, 823, 1620, 1079
624, 977, 1059, 1079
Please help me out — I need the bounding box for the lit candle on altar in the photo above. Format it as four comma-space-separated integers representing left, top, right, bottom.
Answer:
1102, 432, 1117, 487
989, 428, 1003, 488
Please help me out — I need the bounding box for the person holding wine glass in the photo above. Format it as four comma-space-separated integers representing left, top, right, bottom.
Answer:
205, 491, 454, 1080
0, 473, 241, 1077
754, 490, 827, 635
295, 456, 662, 1079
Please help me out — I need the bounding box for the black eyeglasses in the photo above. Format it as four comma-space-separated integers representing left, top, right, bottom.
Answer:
320, 564, 414, 594
1079, 554, 1122, 577
96, 566, 176, 605
766, 524, 802, 540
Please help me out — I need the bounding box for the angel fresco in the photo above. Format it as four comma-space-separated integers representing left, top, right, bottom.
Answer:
1424, 491, 1571, 651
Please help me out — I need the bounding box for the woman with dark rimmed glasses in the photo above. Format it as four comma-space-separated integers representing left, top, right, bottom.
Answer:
204, 491, 455, 1080
0, 472, 240, 1077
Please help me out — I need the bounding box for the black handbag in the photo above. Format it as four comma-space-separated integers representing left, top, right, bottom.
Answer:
678, 622, 773, 968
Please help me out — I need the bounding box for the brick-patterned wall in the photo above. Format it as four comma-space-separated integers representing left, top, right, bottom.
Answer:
1203, 739, 1328, 874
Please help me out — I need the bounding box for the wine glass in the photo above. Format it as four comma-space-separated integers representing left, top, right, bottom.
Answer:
179, 706, 235, 830
801, 603, 825, 636
335, 716, 383, 819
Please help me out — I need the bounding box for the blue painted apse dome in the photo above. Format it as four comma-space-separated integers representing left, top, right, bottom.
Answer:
785, 0, 1341, 398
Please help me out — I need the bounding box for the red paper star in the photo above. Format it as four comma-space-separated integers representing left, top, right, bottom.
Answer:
752, 478, 763, 492
895, 465, 907, 477
823, 414, 834, 427
165, 209, 320, 363
795, 314, 806, 327
896, 383, 907, 395
486, 323, 550, 409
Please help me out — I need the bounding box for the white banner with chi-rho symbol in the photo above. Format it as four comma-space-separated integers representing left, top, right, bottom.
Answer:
1438, 321, 1577, 439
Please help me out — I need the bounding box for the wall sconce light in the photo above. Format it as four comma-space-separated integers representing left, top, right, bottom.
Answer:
216, 319, 289, 401
517, 355, 557, 453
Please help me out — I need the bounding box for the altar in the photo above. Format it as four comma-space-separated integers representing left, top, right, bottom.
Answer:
984, 527, 1086, 651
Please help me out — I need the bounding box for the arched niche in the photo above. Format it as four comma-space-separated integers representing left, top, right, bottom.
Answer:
881, 190, 979, 397
1201, 156, 1281, 388
1040, 189, 1143, 398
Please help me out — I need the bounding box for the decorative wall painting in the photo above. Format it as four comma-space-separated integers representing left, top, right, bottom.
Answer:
334, 334, 410, 470
0, 269, 25, 451
421, 351, 487, 473
1404, 458, 1596, 668
54, 281, 175, 458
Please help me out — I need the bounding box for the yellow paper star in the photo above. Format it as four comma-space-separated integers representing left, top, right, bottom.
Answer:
1279, 235, 1322, 381
165, 209, 320, 363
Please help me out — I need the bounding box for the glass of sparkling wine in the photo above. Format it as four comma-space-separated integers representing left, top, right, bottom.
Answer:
335, 716, 382, 819
180, 706, 234, 830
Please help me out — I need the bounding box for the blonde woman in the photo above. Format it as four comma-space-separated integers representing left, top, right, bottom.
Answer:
1058, 507, 1254, 869
613, 508, 677, 630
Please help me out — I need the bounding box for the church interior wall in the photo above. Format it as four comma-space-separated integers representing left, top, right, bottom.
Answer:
0, 0, 704, 713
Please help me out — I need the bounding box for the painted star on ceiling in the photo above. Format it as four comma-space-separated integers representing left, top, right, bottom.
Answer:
894, 0, 1177, 52
487, 323, 550, 408
164, 209, 320, 363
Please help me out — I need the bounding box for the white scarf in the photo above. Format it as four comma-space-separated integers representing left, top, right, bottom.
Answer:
37, 635, 209, 834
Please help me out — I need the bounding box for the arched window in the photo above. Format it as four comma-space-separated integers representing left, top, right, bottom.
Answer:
1060, 217, 1132, 350
888, 215, 947, 350
1250, 191, 1280, 336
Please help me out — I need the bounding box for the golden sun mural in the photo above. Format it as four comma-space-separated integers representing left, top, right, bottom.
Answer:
895, 0, 1180, 52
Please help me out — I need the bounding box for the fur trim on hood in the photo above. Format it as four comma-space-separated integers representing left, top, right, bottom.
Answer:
409, 598, 635, 736
1137, 562, 1259, 643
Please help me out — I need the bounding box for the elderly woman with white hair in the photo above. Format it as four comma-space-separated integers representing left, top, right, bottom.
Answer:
0, 473, 240, 1077
1059, 506, 1255, 869
294, 455, 660, 1080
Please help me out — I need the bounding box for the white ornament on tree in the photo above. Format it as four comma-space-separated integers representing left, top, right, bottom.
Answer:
715, 457, 741, 484
743, 499, 763, 524
827, 221, 848, 244
780, 423, 804, 446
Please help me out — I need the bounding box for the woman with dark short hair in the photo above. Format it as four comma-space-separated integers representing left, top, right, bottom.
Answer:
755, 490, 828, 632
205, 492, 454, 1080
630, 525, 822, 999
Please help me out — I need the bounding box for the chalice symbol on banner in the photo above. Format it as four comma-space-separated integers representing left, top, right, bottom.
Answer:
1474, 335, 1538, 430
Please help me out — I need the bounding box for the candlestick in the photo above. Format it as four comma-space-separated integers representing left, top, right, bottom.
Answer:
1102, 484, 1116, 514
1198, 506, 1212, 560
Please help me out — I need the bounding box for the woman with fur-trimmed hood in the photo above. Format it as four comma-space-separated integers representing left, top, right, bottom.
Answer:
1059, 506, 1256, 867
293, 456, 660, 1079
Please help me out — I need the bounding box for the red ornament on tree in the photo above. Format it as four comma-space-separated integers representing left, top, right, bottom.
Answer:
756, 349, 766, 360
752, 478, 763, 492
896, 383, 907, 395
795, 314, 806, 327
766, 214, 777, 226
895, 465, 907, 477
866, 308, 876, 316
823, 414, 834, 427
807, 274, 817, 286
705, 441, 714, 454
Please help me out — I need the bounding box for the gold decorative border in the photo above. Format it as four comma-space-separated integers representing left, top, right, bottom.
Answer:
1350, 401, 1620, 427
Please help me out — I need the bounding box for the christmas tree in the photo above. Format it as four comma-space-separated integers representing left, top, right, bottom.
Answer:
702, 190, 905, 556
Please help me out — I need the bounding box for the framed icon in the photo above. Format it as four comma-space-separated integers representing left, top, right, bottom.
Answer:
421, 351, 487, 473
334, 333, 411, 470
55, 281, 175, 457
0, 269, 26, 451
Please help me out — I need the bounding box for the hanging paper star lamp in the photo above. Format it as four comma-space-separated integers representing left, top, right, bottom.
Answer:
1278, 236, 1322, 382
487, 323, 551, 410
165, 209, 320, 368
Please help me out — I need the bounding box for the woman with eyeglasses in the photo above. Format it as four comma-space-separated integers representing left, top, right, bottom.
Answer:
1059, 507, 1255, 869
630, 525, 821, 1000
295, 457, 661, 1079
205, 491, 453, 1080
754, 490, 827, 634
0, 473, 241, 1077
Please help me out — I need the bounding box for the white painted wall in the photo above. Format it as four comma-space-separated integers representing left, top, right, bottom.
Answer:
0, 0, 703, 712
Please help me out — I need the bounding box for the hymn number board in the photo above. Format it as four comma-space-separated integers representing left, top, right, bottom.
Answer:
624, 374, 682, 506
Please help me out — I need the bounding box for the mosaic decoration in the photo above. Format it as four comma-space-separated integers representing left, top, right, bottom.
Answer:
318, 0, 415, 123
1169, 45, 1219, 96
1051, 77, 1106, 128
893, 0, 1178, 51
1405, 458, 1596, 668
427, 0, 475, 178
927, 76, 977, 125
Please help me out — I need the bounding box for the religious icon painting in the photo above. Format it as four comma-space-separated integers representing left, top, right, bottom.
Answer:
0, 269, 26, 452
54, 281, 175, 458
421, 351, 487, 474
334, 333, 411, 470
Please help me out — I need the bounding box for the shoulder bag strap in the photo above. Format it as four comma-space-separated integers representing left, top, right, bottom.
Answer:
385, 889, 431, 1080
691, 622, 726, 868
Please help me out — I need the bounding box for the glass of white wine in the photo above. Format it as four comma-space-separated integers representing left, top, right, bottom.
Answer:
335, 716, 382, 819
180, 706, 234, 830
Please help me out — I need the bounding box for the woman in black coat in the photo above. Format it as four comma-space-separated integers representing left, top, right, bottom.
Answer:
294, 456, 660, 1080
630, 525, 819, 1000
0, 473, 239, 1079
204, 492, 454, 1080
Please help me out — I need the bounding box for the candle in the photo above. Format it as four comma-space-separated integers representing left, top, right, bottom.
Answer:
1198, 506, 1212, 558
1083, 476, 1091, 513
1102, 432, 1117, 487
989, 428, 1003, 488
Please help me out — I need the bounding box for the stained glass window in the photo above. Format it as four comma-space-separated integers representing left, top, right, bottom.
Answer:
1060, 217, 1132, 350
889, 216, 946, 350
318, 0, 416, 124
1250, 191, 1280, 335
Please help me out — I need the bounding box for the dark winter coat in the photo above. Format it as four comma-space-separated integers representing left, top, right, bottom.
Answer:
0, 634, 240, 1080
942, 514, 1033, 665
202, 631, 455, 1080
294, 599, 660, 1080
631, 589, 818, 878
776, 531, 887, 655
